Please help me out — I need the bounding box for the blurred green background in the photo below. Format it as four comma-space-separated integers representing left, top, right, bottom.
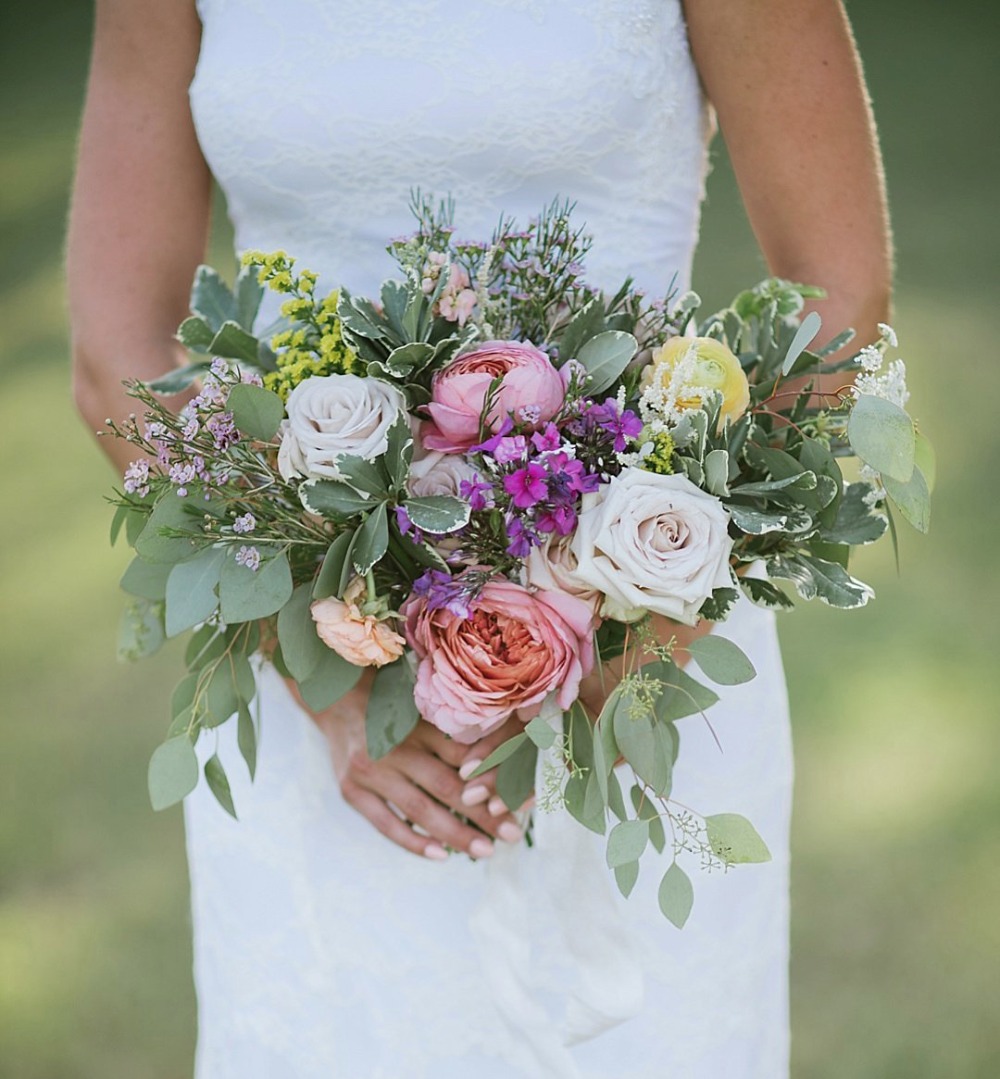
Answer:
1, 2, 997, 1076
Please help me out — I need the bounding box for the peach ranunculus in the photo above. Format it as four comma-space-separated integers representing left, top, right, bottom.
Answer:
310, 579, 406, 667
403, 578, 594, 743
422, 340, 565, 454
640, 336, 750, 427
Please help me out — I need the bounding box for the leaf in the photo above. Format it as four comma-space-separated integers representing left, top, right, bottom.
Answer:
384, 342, 434, 376
204, 754, 237, 819
780, 310, 822, 375
185, 625, 227, 669
312, 531, 356, 599
234, 262, 264, 331
134, 493, 204, 564
770, 553, 874, 609
384, 413, 414, 491
164, 546, 225, 637
190, 265, 235, 332
470, 732, 530, 776
614, 861, 640, 899
203, 661, 241, 727
277, 583, 328, 683
226, 383, 284, 441
607, 770, 628, 822
559, 296, 607, 364
606, 819, 649, 868
882, 466, 931, 534
336, 454, 391, 498
148, 736, 200, 811
496, 738, 538, 811
576, 330, 638, 396
218, 547, 294, 622
299, 480, 374, 520
176, 317, 216, 353
351, 502, 389, 575
705, 813, 772, 864
727, 504, 814, 536
237, 701, 257, 780
914, 430, 937, 492
703, 449, 730, 496
580, 771, 607, 835
658, 863, 694, 928
366, 660, 420, 759
685, 635, 756, 685
642, 659, 720, 722
120, 556, 172, 601
405, 495, 471, 535
740, 576, 795, 611
117, 598, 165, 661
525, 713, 558, 750
612, 688, 672, 796
297, 647, 362, 712
148, 358, 212, 392
820, 482, 888, 545
208, 320, 261, 365
848, 392, 915, 482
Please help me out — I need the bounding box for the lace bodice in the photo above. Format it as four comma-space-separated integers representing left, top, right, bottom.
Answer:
191, 0, 712, 299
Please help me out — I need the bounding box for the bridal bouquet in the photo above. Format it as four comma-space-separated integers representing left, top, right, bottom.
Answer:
108, 196, 931, 925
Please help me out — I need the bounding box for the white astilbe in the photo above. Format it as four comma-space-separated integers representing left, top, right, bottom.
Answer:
638, 342, 712, 427
853, 323, 910, 409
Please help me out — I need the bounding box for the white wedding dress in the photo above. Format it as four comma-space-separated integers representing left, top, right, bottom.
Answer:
185, 2, 793, 1076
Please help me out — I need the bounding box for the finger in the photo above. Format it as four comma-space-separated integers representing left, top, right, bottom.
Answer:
394, 746, 525, 845
488, 794, 535, 818
456, 717, 528, 799
341, 782, 449, 861
411, 721, 474, 769
367, 764, 497, 859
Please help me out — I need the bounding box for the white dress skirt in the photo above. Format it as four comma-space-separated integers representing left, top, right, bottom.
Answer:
185, 1, 794, 1075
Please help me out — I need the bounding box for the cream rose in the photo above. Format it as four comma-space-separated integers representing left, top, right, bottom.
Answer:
570, 470, 734, 625
525, 532, 601, 614
408, 451, 480, 499
277, 373, 406, 481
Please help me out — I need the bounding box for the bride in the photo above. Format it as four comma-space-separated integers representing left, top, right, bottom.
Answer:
69, 2, 891, 1076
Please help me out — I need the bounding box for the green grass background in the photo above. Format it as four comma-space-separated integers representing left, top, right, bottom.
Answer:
1, 3, 997, 1076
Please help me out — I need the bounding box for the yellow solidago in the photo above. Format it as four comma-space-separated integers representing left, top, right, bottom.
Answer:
642, 431, 676, 475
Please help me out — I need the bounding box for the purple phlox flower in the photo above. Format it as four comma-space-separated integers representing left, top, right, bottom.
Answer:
504, 462, 548, 509
395, 504, 416, 537
545, 452, 600, 497
412, 569, 476, 619
492, 435, 528, 465
530, 422, 562, 454
535, 504, 577, 536
235, 545, 261, 572
123, 459, 150, 498
517, 404, 542, 426
233, 512, 256, 534
504, 515, 538, 559
589, 398, 643, 452
459, 477, 495, 512
470, 415, 515, 455
206, 411, 240, 450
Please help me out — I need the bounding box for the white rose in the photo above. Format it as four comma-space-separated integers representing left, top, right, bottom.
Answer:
277, 374, 406, 481
408, 451, 480, 498
525, 532, 601, 614
570, 470, 734, 625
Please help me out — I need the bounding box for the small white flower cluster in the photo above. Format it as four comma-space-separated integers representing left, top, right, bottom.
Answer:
637, 343, 711, 430
853, 323, 910, 409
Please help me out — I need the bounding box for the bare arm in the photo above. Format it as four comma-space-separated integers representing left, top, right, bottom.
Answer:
68, 0, 211, 474
684, 0, 893, 348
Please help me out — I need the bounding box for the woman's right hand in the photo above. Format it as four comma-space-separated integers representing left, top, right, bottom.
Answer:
297, 674, 527, 862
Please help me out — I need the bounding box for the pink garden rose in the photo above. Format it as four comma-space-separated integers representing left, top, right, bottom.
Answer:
422, 340, 565, 453
403, 578, 594, 742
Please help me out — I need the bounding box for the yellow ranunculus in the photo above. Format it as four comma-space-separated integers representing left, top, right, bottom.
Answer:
641, 336, 751, 426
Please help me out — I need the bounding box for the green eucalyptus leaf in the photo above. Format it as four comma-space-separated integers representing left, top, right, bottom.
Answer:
658, 863, 694, 928
203, 662, 240, 727
559, 296, 606, 364
612, 687, 672, 796
226, 383, 284, 441
607, 770, 628, 822
204, 754, 237, 819
164, 546, 225, 637
185, 625, 227, 670
405, 496, 471, 535
237, 701, 257, 780
705, 813, 772, 864
914, 430, 936, 491
580, 771, 607, 835
848, 392, 915, 482
606, 819, 649, 869
120, 556, 173, 601
684, 635, 756, 685
496, 738, 538, 811
882, 466, 931, 534
576, 330, 638, 396
218, 546, 293, 622
614, 861, 640, 899
148, 736, 200, 811
134, 493, 205, 564
471, 732, 530, 777
525, 714, 558, 750
118, 597, 165, 661
642, 660, 719, 722
366, 659, 420, 760
277, 583, 328, 683
297, 646, 362, 712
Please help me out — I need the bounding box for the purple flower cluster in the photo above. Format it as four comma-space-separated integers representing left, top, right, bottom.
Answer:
411, 569, 479, 619
235, 545, 261, 572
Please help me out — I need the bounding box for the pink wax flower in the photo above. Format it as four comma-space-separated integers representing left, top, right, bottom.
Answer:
422, 340, 565, 453
403, 578, 594, 743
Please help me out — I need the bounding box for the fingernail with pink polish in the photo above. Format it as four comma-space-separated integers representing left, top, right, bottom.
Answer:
459, 758, 482, 781
424, 843, 449, 861
498, 821, 523, 844
469, 837, 494, 859
488, 796, 506, 817
461, 784, 490, 807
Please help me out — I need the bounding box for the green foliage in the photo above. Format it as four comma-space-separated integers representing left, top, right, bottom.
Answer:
606, 819, 649, 868
365, 659, 420, 759
705, 813, 772, 865
574, 330, 638, 395
163, 547, 224, 637
685, 635, 756, 685
404, 495, 470, 534
226, 383, 284, 441
218, 547, 293, 622
848, 393, 916, 482
276, 583, 327, 683
147, 736, 200, 811
496, 738, 538, 811
658, 863, 695, 928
